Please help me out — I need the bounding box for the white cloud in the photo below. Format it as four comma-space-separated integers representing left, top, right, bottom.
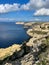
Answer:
0, 3, 20, 13
0, 0, 46, 13
34, 18, 41, 21
34, 8, 49, 15
20, 0, 49, 10
20, 4, 30, 10
29, 0, 45, 9
21, 0, 45, 10
0, 0, 49, 13
0, 18, 16, 21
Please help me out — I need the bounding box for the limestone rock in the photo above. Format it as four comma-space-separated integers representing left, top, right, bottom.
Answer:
16, 22, 24, 25
0, 44, 22, 60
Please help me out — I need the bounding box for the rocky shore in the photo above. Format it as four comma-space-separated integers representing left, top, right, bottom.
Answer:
0, 22, 49, 65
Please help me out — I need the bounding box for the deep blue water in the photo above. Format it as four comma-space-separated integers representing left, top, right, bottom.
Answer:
0, 22, 29, 48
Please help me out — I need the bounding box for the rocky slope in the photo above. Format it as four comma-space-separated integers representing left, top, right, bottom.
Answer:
2, 38, 49, 65
0, 22, 49, 65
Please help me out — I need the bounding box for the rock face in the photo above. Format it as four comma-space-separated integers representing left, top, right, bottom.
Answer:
0, 44, 22, 61
2, 40, 48, 65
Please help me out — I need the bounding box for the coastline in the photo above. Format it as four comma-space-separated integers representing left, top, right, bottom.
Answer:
0, 22, 49, 65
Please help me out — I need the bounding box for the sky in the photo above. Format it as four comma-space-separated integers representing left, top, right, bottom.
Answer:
0, 0, 49, 22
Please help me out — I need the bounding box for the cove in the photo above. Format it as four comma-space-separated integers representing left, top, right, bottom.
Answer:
0, 22, 30, 48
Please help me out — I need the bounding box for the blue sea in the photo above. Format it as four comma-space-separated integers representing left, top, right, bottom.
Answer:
0, 22, 29, 48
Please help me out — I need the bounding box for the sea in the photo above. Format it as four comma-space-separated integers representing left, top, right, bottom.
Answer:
0, 22, 30, 48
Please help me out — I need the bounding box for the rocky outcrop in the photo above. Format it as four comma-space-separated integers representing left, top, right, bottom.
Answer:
2, 39, 48, 65
16, 22, 24, 25
0, 44, 22, 61
0, 22, 49, 65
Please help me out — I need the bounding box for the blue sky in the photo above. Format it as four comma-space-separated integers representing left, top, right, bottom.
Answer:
0, 0, 49, 22
0, 0, 29, 4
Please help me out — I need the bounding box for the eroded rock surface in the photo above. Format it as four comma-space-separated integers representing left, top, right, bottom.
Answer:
0, 22, 49, 65
0, 44, 22, 61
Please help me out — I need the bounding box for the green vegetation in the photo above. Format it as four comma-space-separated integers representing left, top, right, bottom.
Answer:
41, 37, 49, 46
30, 31, 47, 35
36, 60, 47, 65
36, 37, 49, 65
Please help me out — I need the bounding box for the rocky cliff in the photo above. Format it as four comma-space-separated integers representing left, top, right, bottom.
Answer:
0, 22, 49, 65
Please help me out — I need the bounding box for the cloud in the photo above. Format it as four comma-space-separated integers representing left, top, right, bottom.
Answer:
34, 18, 41, 21
34, 8, 49, 15
0, 3, 20, 13
0, 18, 16, 21
0, 0, 49, 13
20, 4, 30, 10
21, 0, 49, 10
30, 0, 49, 9
0, 0, 46, 13
20, 0, 45, 10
